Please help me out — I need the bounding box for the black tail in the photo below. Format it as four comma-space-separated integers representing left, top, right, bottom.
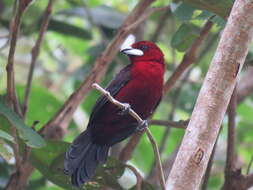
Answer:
64, 130, 109, 187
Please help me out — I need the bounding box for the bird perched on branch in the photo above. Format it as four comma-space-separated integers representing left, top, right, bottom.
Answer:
64, 35, 165, 187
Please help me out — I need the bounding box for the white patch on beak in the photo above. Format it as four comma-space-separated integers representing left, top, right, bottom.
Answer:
120, 34, 143, 56
120, 34, 136, 51
121, 48, 144, 56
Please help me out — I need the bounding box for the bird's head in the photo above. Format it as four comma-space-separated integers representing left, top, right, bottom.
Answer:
120, 35, 164, 65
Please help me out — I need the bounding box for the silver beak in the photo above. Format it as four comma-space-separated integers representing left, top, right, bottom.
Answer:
121, 48, 143, 56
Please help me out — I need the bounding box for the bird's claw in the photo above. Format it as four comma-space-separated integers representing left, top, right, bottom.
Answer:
136, 120, 148, 131
118, 103, 131, 115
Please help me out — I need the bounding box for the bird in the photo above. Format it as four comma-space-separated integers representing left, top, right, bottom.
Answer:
64, 35, 165, 187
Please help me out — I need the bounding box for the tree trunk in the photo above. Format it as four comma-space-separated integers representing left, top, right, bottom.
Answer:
166, 0, 253, 189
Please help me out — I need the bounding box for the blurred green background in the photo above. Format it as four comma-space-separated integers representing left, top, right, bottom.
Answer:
0, 0, 253, 189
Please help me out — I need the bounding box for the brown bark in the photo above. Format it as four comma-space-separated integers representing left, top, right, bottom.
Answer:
166, 0, 253, 189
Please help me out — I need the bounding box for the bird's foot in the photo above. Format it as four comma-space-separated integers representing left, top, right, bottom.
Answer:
118, 103, 131, 115
136, 120, 148, 131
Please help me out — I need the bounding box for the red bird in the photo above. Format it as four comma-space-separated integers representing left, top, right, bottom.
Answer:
64, 39, 165, 187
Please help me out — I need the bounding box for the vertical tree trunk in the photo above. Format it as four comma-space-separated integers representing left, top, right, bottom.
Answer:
166, 0, 253, 189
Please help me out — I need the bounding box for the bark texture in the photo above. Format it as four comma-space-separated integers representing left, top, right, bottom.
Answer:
166, 0, 253, 189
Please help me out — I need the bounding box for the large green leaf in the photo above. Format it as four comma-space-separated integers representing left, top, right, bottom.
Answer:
30, 140, 126, 190
171, 23, 198, 52
0, 98, 45, 148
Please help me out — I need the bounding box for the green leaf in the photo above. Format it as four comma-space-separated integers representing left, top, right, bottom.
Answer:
0, 139, 13, 161
0, 98, 45, 148
171, 2, 196, 21
30, 140, 126, 190
211, 15, 226, 28
0, 129, 14, 143
183, 0, 233, 18
171, 23, 198, 52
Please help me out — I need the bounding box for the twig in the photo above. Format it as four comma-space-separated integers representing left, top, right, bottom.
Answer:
145, 128, 166, 190
163, 18, 213, 95
0, 0, 17, 52
151, 6, 171, 42
6, 3, 24, 116
5, 0, 33, 177
119, 132, 143, 162
23, 0, 53, 116
92, 83, 166, 190
247, 155, 253, 175
4, 1, 48, 190
149, 119, 188, 129
223, 86, 237, 189
201, 134, 218, 190
125, 164, 143, 190
42, 0, 160, 136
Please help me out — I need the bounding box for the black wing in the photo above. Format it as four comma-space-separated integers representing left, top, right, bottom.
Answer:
88, 64, 132, 125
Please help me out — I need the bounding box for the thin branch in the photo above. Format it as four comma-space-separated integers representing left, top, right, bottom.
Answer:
42, 0, 160, 135
0, 0, 17, 52
119, 132, 143, 162
163, 18, 213, 95
92, 83, 166, 190
247, 155, 253, 175
223, 86, 237, 190
149, 119, 188, 129
151, 7, 171, 42
201, 134, 218, 190
5, 0, 33, 177
125, 164, 143, 190
6, 4, 23, 116
22, 0, 53, 116
145, 128, 166, 190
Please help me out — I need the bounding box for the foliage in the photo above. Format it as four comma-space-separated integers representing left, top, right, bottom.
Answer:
0, 0, 252, 190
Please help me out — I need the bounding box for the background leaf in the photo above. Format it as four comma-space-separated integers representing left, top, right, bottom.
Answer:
0, 98, 45, 148
171, 23, 198, 52
30, 140, 127, 190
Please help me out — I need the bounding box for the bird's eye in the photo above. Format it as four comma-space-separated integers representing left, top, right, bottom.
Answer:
139, 45, 148, 51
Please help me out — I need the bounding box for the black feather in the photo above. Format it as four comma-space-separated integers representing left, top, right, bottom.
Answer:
65, 130, 110, 187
